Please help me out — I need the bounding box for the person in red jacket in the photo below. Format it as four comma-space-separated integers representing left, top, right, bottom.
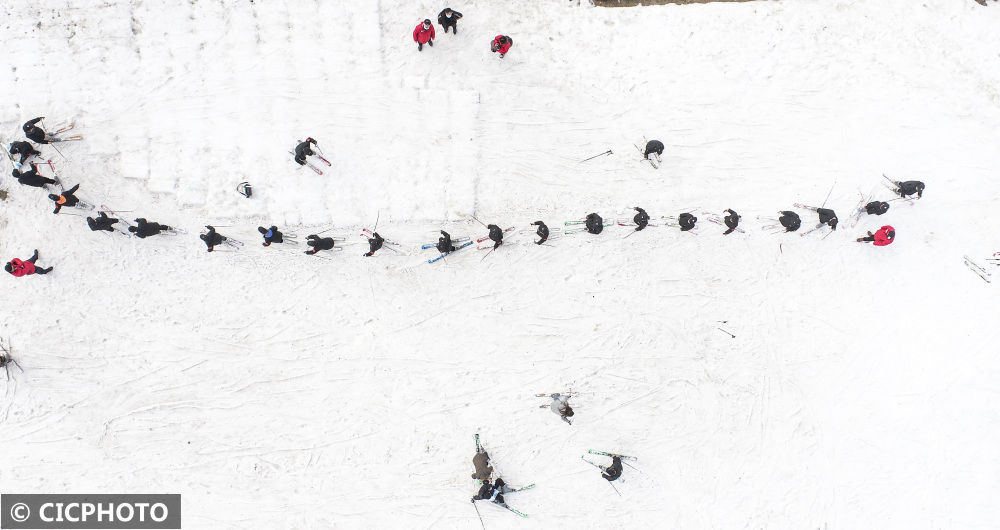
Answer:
857, 225, 895, 246
413, 19, 435, 51
491, 35, 513, 58
5, 249, 53, 277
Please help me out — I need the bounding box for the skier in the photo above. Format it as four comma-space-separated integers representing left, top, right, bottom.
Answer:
129, 218, 172, 238
413, 19, 435, 51
532, 221, 549, 245
200, 225, 227, 252
471, 478, 512, 505
305, 235, 336, 255
600, 456, 623, 482
723, 208, 740, 235
258, 226, 285, 246
894, 180, 925, 199
294, 137, 318, 166
644, 139, 664, 160
550, 393, 574, 424
491, 35, 513, 58
632, 207, 650, 231
857, 225, 895, 246
5, 249, 53, 276
437, 7, 462, 34
472, 446, 493, 482
436, 230, 457, 254
86, 211, 119, 232
487, 224, 504, 250
585, 213, 604, 235
8, 141, 41, 165
22, 117, 54, 144
678, 212, 697, 232
864, 201, 890, 216
364, 232, 384, 257
817, 208, 838, 230
11, 165, 57, 188
48, 183, 81, 214
779, 211, 801, 232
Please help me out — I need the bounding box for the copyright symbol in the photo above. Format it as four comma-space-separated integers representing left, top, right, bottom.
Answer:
10, 502, 30, 522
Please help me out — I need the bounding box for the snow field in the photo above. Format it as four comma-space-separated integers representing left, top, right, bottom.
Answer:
3, 0, 1000, 529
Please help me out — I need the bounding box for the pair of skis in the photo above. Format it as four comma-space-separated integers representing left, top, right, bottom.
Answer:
633, 142, 659, 169
47, 123, 82, 142
964, 255, 992, 283
427, 241, 473, 263
288, 150, 331, 175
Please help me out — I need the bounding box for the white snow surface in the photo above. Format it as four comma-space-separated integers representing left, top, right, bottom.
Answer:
3, 0, 1000, 528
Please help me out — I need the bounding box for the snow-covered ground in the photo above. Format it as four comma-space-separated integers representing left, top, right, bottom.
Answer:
3, 0, 1000, 528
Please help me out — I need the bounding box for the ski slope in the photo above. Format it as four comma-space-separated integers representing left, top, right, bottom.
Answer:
2, 0, 1000, 528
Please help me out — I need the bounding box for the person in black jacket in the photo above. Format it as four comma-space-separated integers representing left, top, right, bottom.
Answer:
129, 218, 172, 238
364, 232, 384, 257
864, 201, 889, 216
532, 221, 549, 245
11, 165, 57, 188
632, 207, 649, 231
87, 211, 119, 232
294, 138, 318, 166
48, 184, 80, 214
723, 209, 740, 235
8, 141, 41, 165
487, 224, 503, 250
644, 139, 664, 160
678, 212, 697, 231
601, 456, 623, 482
258, 226, 284, 246
895, 180, 925, 199
816, 208, 838, 230
437, 7, 463, 34
778, 211, 801, 232
585, 213, 604, 234
436, 230, 457, 254
471, 478, 511, 505
305, 235, 336, 255
200, 225, 226, 252
22, 117, 52, 144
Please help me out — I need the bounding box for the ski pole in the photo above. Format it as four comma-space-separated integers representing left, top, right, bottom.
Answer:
470, 215, 489, 228
372, 210, 380, 233
608, 481, 622, 497
579, 149, 612, 163
471, 500, 486, 530
820, 181, 836, 208
716, 327, 735, 339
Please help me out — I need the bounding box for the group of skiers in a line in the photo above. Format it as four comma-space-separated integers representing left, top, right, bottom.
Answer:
412, 8, 513, 58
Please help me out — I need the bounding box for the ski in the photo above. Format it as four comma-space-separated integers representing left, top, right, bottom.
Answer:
427, 241, 473, 263
492, 503, 527, 518
314, 154, 332, 166
588, 450, 636, 461
421, 236, 470, 250
475, 227, 515, 243
581, 456, 604, 470
50, 135, 82, 142
288, 151, 323, 175
54, 123, 75, 134
964, 256, 992, 283
506, 484, 535, 493
100, 205, 135, 227
535, 392, 577, 397
798, 224, 826, 237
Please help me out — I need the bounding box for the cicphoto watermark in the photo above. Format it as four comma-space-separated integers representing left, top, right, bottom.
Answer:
1, 495, 180, 529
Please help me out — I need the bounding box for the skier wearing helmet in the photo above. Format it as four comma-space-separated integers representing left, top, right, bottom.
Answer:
413, 19, 435, 51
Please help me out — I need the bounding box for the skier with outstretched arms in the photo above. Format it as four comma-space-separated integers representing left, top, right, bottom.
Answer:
532, 221, 549, 245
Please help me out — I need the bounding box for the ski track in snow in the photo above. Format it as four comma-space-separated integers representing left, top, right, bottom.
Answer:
3, 0, 1000, 529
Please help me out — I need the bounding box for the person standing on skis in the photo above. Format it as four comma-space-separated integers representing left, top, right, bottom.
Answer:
258, 226, 285, 246
48, 184, 81, 214
294, 138, 318, 166
487, 224, 504, 250
549, 393, 574, 424
632, 207, 650, 231
364, 232, 384, 257
723, 209, 740, 235
585, 213, 604, 235
532, 221, 549, 245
